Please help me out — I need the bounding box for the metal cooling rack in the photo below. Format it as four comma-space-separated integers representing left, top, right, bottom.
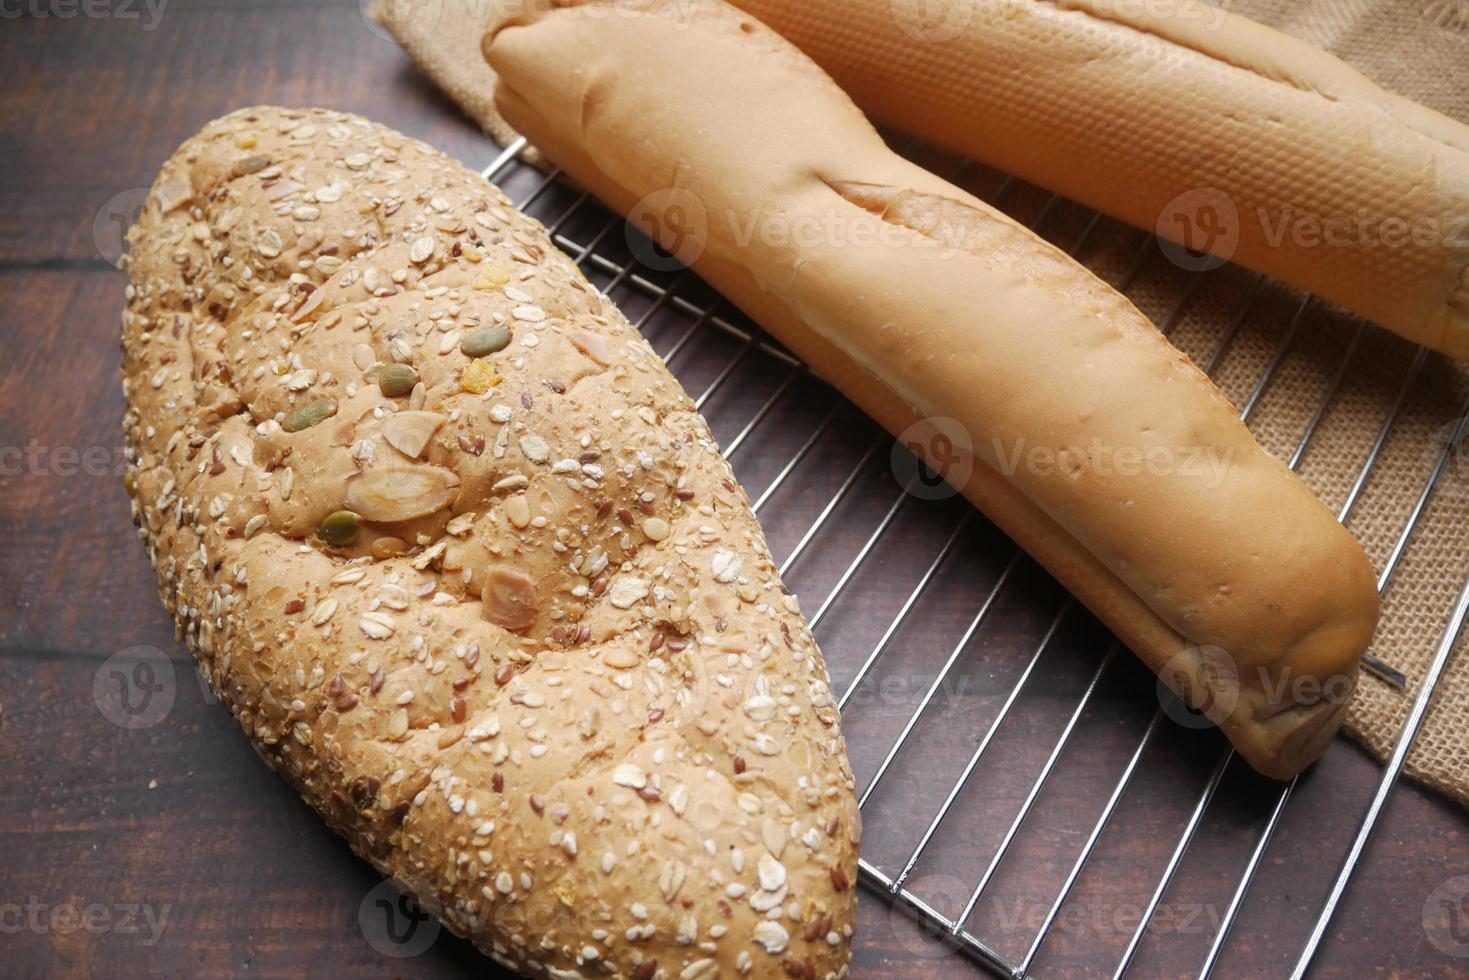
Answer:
477, 135, 1469, 979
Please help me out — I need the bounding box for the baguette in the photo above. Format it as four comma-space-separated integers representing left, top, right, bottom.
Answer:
728, 0, 1469, 360
121, 105, 858, 980
483, 0, 1381, 779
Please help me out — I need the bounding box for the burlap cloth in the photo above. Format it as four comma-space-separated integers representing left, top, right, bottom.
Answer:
368, 0, 1469, 808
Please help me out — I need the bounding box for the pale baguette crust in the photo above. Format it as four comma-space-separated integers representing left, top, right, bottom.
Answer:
729, 0, 1469, 360
121, 105, 857, 980
483, 0, 1381, 778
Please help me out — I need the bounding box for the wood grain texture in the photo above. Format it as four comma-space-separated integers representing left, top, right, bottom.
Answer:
1, 1, 1467, 977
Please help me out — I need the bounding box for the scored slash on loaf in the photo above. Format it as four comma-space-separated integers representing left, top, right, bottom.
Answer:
121, 105, 858, 979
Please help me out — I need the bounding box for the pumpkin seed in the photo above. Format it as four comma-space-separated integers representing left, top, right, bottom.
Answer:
378, 363, 418, 397
346, 465, 460, 522
317, 510, 361, 547
283, 398, 337, 433
461, 326, 511, 358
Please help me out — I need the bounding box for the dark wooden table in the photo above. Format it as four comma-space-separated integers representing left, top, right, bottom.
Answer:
3, 1, 1468, 977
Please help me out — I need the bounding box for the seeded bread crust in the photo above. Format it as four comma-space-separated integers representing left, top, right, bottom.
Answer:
120, 105, 858, 980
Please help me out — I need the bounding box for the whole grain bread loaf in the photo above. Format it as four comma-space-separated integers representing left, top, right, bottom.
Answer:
120, 105, 858, 980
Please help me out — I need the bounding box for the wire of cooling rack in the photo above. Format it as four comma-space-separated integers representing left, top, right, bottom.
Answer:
479, 136, 1469, 979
